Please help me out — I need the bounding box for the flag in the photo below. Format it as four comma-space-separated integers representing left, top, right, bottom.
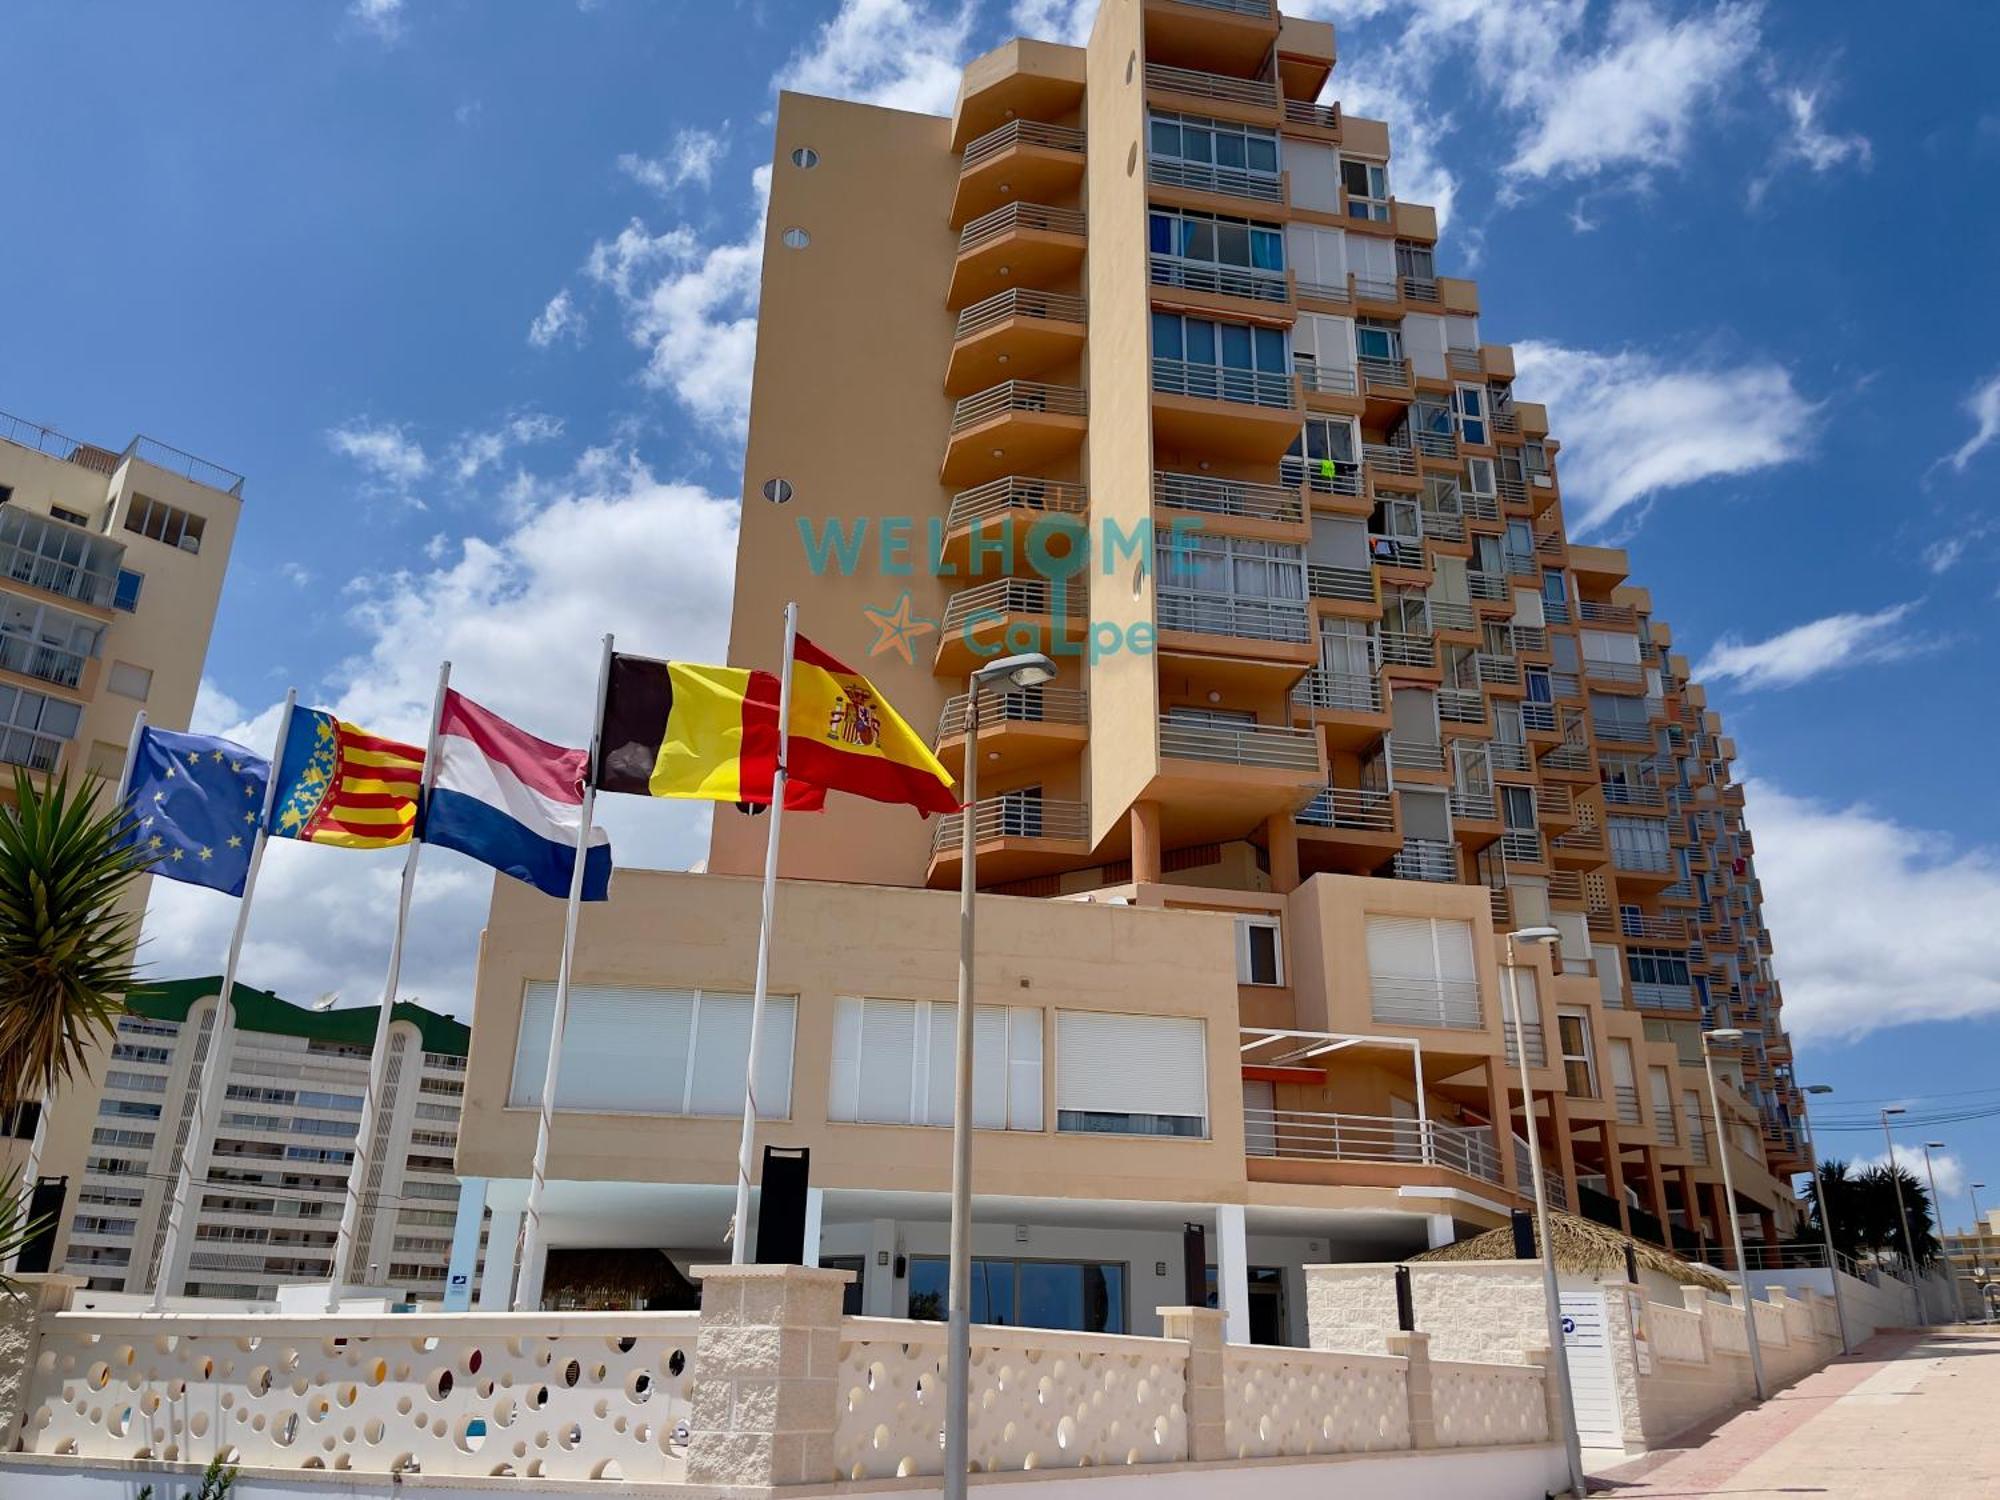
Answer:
785, 636, 958, 814
596, 654, 824, 809
122, 727, 270, 895
424, 689, 612, 900
269, 706, 424, 849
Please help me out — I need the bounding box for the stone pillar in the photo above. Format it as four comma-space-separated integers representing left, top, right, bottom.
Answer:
0, 1275, 79, 1452
1387, 1330, 1436, 1449
1489, 1059, 1521, 1195
1680, 1284, 1716, 1362
1159, 1306, 1227, 1461
1263, 813, 1300, 893
1644, 1149, 1674, 1240
687, 1263, 853, 1488
1304, 1264, 1401, 1354
1525, 1346, 1565, 1449
477, 1205, 521, 1309
1550, 1091, 1583, 1221
1130, 799, 1163, 885
1425, 1213, 1456, 1250
442, 1175, 487, 1312
1215, 1203, 1250, 1346
1599, 1119, 1632, 1235
864, 1219, 898, 1316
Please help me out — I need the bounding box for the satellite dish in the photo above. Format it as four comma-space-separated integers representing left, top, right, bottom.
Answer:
311, 991, 340, 1012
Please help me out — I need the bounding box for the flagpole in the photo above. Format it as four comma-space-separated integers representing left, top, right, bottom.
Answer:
325, 662, 451, 1311
731, 601, 798, 1265
514, 634, 613, 1312
150, 689, 298, 1311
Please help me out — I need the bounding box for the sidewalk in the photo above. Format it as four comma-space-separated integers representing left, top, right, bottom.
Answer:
1588, 1326, 2000, 1499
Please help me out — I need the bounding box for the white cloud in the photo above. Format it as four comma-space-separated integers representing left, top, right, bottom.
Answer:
326, 421, 430, 485
619, 127, 729, 196
189, 677, 247, 738
1009, 0, 1094, 45
279, 562, 313, 589
1853, 1145, 1965, 1201
776, 0, 976, 117
144, 452, 738, 1020
348, 0, 405, 41
449, 412, 565, 482
528, 288, 584, 349
1749, 780, 2000, 1041
1749, 85, 1871, 205
1694, 603, 1923, 690
1511, 339, 1816, 535
1940, 371, 2000, 475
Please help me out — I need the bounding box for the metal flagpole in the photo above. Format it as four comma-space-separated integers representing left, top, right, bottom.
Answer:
514, 635, 614, 1311
151, 689, 298, 1311
2, 709, 152, 1275
325, 662, 451, 1311
731, 602, 799, 1265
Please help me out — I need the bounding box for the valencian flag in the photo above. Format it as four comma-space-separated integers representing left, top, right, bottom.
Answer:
597, 636, 957, 814
122, 726, 270, 896
268, 705, 425, 849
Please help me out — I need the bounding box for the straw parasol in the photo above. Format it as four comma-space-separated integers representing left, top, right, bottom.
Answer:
1410, 1209, 1733, 1292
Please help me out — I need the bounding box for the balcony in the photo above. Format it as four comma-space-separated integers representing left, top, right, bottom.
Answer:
1583, 658, 1646, 691
1151, 359, 1299, 461
0, 532, 123, 614
953, 120, 1085, 228
1362, 440, 1416, 481
1282, 98, 1341, 132
1437, 686, 1483, 724
1613, 1086, 1643, 1127
1377, 630, 1435, 669
1149, 155, 1284, 205
1600, 779, 1665, 809
1358, 357, 1413, 397
942, 380, 1087, 486
1591, 714, 1655, 746
1150, 254, 1290, 307
1296, 784, 1393, 832
935, 576, 1085, 675
1503, 1022, 1546, 1068
1549, 825, 1603, 863
1499, 829, 1543, 864
1430, 601, 1475, 633
1294, 359, 1358, 399
0, 726, 66, 776
946, 288, 1087, 397
1153, 471, 1301, 526
1619, 911, 1688, 944
1281, 454, 1363, 500
934, 685, 1087, 780
1158, 715, 1321, 772
941, 477, 1087, 574
928, 794, 1090, 887
1245, 1109, 1502, 1190
1292, 670, 1387, 746
0, 632, 90, 692
1393, 836, 1457, 883
1151, 357, 1292, 410
1155, 587, 1309, 645
1143, 0, 1280, 77
1630, 981, 1697, 1016
949, 202, 1086, 309
1144, 62, 1278, 112
1448, 784, 1495, 823
1352, 275, 1399, 308
1612, 844, 1675, 878
1306, 563, 1374, 605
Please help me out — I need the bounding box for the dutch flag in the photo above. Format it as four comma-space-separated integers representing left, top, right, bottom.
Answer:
425, 689, 613, 901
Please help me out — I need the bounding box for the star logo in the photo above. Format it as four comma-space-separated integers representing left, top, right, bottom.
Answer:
147, 836, 162, 851
197, 847, 213, 861
211, 749, 225, 763
164, 765, 176, 779
186, 751, 202, 767
244, 811, 258, 824
861, 590, 938, 667
170, 848, 184, 862
244, 781, 256, 796
227, 835, 243, 850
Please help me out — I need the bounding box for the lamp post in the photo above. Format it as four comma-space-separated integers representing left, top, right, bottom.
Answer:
1799, 1084, 1848, 1353
1879, 1106, 1922, 1323
1974, 1183, 1990, 1323
1922, 1141, 1953, 1323
943, 652, 1057, 1500
1501, 925, 1584, 1498
1701, 1028, 1765, 1402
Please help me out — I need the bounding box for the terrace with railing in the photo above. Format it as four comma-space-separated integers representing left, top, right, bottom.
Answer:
936, 685, 1088, 739
1283, 97, 1341, 130
1152, 358, 1295, 409
952, 287, 1088, 342
1151, 253, 1291, 304
1154, 471, 1301, 523
961, 118, 1085, 173
931, 794, 1089, 854
957, 201, 1086, 255
949, 379, 1088, 433
1157, 588, 1310, 642
1145, 62, 1279, 109
1393, 836, 1458, 883
944, 476, 1088, 534
1293, 667, 1381, 713
1296, 784, 1393, 831
1245, 1109, 1501, 1184
1159, 715, 1321, 771
1307, 562, 1374, 603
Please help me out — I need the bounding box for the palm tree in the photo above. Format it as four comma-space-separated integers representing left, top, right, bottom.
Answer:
0, 770, 146, 1107
1803, 1157, 1941, 1271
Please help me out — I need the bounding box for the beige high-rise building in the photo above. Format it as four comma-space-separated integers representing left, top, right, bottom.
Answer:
456, 0, 1808, 1344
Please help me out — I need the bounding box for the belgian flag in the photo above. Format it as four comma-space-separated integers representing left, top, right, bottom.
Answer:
596, 637, 958, 815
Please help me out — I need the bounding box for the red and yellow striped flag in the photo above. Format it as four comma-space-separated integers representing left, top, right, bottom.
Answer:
269, 705, 425, 850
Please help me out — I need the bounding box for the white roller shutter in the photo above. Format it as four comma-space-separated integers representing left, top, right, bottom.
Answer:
1445, 313, 1480, 352
1056, 1011, 1208, 1130
1286, 139, 1339, 212
831, 998, 1040, 1130
1593, 944, 1624, 1011
1285, 223, 1346, 289
1512, 589, 1546, 627
858, 997, 920, 1124
686, 993, 797, 1119
1352, 233, 1395, 287
1582, 629, 1642, 664
1404, 312, 1447, 380
1367, 916, 1481, 1028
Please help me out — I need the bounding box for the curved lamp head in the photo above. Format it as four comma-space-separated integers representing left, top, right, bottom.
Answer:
1884, 1106, 1908, 1118
1506, 926, 1561, 944
1927, 1141, 1948, 1150
1804, 1084, 1833, 1095
1704, 1027, 1745, 1045
973, 652, 1058, 691
1975, 1183, 1988, 1191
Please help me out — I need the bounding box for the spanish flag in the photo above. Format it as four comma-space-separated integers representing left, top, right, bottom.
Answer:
269, 706, 425, 850
596, 638, 957, 815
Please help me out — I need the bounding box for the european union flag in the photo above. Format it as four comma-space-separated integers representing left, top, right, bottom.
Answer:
123, 726, 270, 896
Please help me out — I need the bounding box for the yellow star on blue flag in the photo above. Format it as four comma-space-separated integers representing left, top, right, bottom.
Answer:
122, 726, 269, 897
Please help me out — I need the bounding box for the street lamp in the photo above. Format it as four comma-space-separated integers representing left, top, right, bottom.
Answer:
1701, 1028, 1766, 1402
1974, 1183, 1991, 1324
1799, 1084, 1848, 1354
1880, 1106, 1922, 1323
1922, 1141, 1954, 1323
943, 651, 1057, 1500
1501, 925, 1584, 1499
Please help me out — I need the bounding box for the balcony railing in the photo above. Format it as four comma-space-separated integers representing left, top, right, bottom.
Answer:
1155, 587, 1310, 643
961, 118, 1085, 172
0, 727, 64, 775
1592, 715, 1655, 745
1154, 471, 1301, 523
1489, 740, 1530, 772
1388, 736, 1444, 772
0, 540, 121, 609
1449, 786, 1495, 822
945, 476, 1088, 533
1503, 1023, 1547, 1068
1393, 836, 1457, 883
1151, 357, 1294, 409
1415, 429, 1457, 460
1296, 784, 1392, 831
936, 686, 1088, 739
1357, 356, 1413, 394
1159, 716, 1320, 770
1577, 599, 1638, 627
957, 201, 1086, 255
1306, 563, 1373, 603
1149, 155, 1284, 203
1420, 508, 1465, 543
1293, 668, 1381, 715
1401, 276, 1440, 305
1500, 830, 1544, 863
1428, 600, 1474, 632
1283, 96, 1342, 129
1362, 441, 1415, 476
0, 632, 88, 690
1614, 1086, 1643, 1126
1613, 845, 1674, 874
949, 380, 1088, 433
1244, 1109, 1501, 1184
939, 576, 1084, 633
1281, 454, 1362, 496
1438, 686, 1484, 724
1619, 911, 1687, 943
1150, 253, 1289, 305
1631, 982, 1697, 1015
1377, 630, 1434, 668
1145, 63, 1278, 108
1294, 277, 1350, 306
931, 795, 1088, 854
1474, 651, 1519, 687
1584, 658, 1646, 689
1171, 0, 1274, 15
1600, 780, 1665, 809
1447, 347, 1482, 375
953, 287, 1088, 341
1293, 359, 1358, 395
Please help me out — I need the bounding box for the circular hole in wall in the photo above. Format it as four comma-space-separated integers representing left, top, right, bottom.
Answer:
781, 227, 811, 250
791, 146, 820, 169
762, 478, 794, 505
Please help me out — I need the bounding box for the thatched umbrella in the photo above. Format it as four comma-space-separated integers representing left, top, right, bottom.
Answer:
1411, 1209, 1733, 1292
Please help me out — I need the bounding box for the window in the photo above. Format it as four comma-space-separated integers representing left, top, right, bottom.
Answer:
1456, 384, 1488, 446
1395, 240, 1434, 282
124, 494, 206, 554
1148, 207, 1284, 289
1284, 415, 1360, 489
1148, 111, 1280, 199
1235, 917, 1282, 985
105, 1069, 166, 1093
293, 1116, 359, 1138
1055, 1011, 1207, 1137
1556, 1012, 1595, 1099
111, 1043, 171, 1065
0, 684, 83, 771
1500, 784, 1535, 831
107, 661, 151, 701
1341, 156, 1390, 220
1608, 815, 1670, 872
508, 983, 796, 1119
908, 1255, 1126, 1334
51, 506, 90, 527
113, 568, 141, 610
91, 1127, 156, 1149
1284, 222, 1346, 293
1154, 532, 1305, 602
296, 1090, 364, 1111
1151, 312, 1292, 407
1365, 915, 1480, 1028
1591, 691, 1651, 743
98, 1099, 161, 1120
1625, 948, 1692, 988
825, 998, 1042, 1131
1355, 317, 1401, 363
118, 1015, 179, 1037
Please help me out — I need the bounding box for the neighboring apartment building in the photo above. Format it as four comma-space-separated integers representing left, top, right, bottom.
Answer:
456, 0, 1807, 1343
52, 978, 475, 1303
1943, 1209, 2000, 1316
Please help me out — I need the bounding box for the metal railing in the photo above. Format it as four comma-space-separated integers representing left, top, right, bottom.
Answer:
1294, 360, 1358, 395
1388, 736, 1444, 771
1584, 658, 1646, 688
1401, 276, 1440, 305
1151, 357, 1294, 409
1577, 599, 1638, 627
931, 795, 1088, 854
1496, 473, 1526, 504
1619, 911, 1687, 942
1462, 489, 1500, 521
1489, 740, 1530, 772
1630, 982, 1697, 1014
1500, 830, 1543, 863
1614, 1086, 1643, 1126
1428, 600, 1474, 632
1149, 155, 1284, 203
949, 380, 1088, 433
1244, 1109, 1501, 1185
1474, 651, 1519, 686
0, 727, 64, 775
1154, 471, 1300, 523
958, 201, 1086, 255
961, 118, 1085, 172
1296, 784, 1392, 831
1592, 715, 1655, 745
1293, 668, 1381, 714
1370, 537, 1424, 570
1503, 1023, 1546, 1068
1543, 595, 1571, 625
936, 686, 1087, 739
1437, 687, 1484, 725
1283, 98, 1341, 130
1393, 836, 1458, 883
1449, 785, 1495, 821
1155, 588, 1310, 642
1145, 63, 1278, 108
1281, 455, 1362, 496
1352, 275, 1399, 304
1510, 624, 1548, 654
1420, 508, 1466, 543
1159, 716, 1320, 770
0, 632, 88, 690
1521, 702, 1556, 733
1550, 824, 1603, 855
1378, 630, 1435, 668
1447, 348, 1483, 375
1294, 278, 1350, 306
1358, 357, 1413, 393
945, 476, 1088, 533
1363, 440, 1415, 476
940, 576, 1084, 632
1612, 845, 1674, 874
1415, 429, 1457, 460
1306, 563, 1373, 602
953, 287, 1087, 341
1150, 253, 1289, 304
0, 540, 121, 609
1599, 780, 1665, 809
1, 411, 246, 499
1170, 0, 1274, 17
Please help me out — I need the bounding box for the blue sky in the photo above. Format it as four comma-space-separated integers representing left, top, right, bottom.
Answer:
6, 0, 1999, 1221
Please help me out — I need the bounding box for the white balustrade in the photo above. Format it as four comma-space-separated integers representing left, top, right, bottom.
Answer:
1222, 1346, 1409, 1458
1706, 1300, 1749, 1355
1648, 1304, 1707, 1364
1429, 1361, 1551, 1448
